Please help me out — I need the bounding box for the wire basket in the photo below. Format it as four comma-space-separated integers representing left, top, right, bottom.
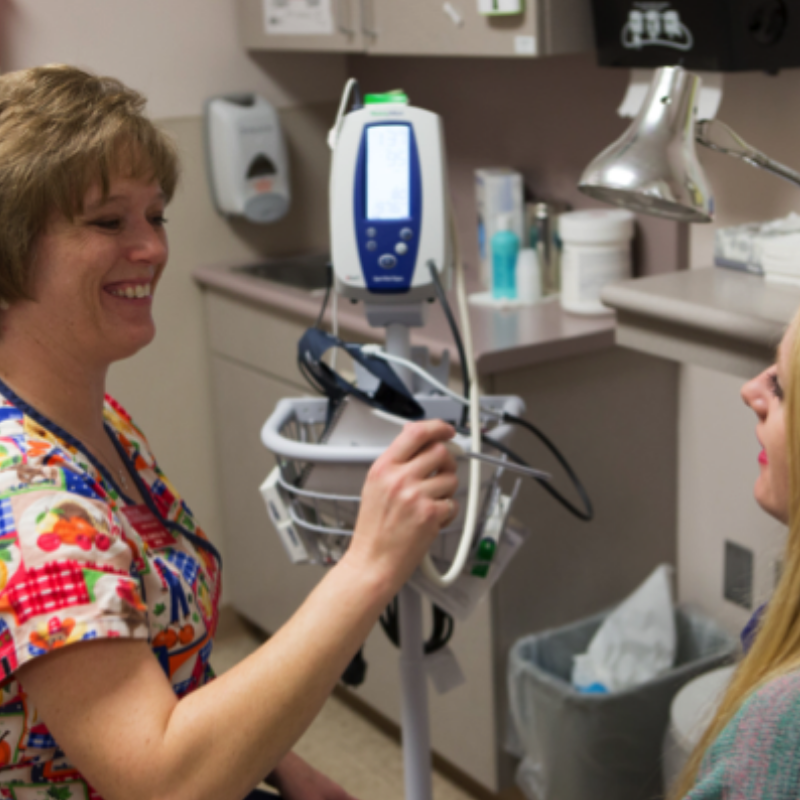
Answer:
261, 394, 524, 566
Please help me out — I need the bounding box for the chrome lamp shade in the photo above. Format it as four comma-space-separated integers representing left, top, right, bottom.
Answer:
579, 66, 714, 223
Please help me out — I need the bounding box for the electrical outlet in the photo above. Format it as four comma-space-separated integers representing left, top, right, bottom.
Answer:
774, 556, 784, 589
724, 540, 753, 609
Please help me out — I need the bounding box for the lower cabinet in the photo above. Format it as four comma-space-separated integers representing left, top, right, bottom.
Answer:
210, 355, 324, 632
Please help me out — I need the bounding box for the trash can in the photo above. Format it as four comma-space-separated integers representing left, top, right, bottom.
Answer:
507, 606, 737, 800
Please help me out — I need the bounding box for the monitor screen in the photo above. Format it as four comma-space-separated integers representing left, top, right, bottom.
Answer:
366, 125, 410, 221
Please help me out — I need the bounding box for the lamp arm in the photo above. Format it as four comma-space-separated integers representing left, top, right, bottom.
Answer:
695, 118, 800, 189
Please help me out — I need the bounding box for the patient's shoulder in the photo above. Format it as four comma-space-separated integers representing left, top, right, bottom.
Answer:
686, 671, 800, 800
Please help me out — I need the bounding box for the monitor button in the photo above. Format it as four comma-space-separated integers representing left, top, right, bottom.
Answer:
395, 242, 408, 255
366, 240, 377, 251
378, 254, 398, 269
366, 227, 377, 238
400, 227, 413, 241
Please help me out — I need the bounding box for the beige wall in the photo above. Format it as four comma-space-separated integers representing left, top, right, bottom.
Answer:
0, 0, 347, 114
108, 105, 335, 563
689, 69, 800, 269
678, 69, 800, 633
8, 0, 797, 632
2, 0, 345, 569
348, 53, 687, 280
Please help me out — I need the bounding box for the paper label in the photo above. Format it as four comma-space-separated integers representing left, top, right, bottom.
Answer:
264, 0, 334, 36
410, 524, 527, 621
618, 68, 722, 120
425, 645, 466, 694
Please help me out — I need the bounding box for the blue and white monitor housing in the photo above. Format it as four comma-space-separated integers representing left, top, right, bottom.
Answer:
330, 101, 451, 306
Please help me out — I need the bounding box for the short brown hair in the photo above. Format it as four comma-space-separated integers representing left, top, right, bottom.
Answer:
0, 64, 180, 302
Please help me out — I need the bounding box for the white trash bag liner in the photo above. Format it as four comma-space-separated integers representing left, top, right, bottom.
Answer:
572, 564, 676, 694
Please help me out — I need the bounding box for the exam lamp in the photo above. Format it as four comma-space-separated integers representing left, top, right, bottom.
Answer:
578, 65, 800, 223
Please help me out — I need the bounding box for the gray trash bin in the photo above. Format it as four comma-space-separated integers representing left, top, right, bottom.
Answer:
507, 606, 737, 800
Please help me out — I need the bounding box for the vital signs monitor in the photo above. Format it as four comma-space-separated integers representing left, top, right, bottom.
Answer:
329, 93, 450, 303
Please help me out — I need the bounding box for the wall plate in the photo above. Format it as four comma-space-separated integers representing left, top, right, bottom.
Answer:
724, 540, 753, 610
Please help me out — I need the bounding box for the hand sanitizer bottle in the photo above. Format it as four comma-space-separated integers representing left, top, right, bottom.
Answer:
491, 213, 519, 300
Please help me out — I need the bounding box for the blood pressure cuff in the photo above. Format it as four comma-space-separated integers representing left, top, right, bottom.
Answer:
298, 327, 424, 420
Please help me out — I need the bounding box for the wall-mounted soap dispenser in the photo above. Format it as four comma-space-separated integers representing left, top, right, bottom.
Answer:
205, 94, 291, 224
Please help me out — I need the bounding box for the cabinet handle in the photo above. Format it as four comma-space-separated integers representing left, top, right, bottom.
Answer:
335, 0, 355, 36
360, 0, 377, 38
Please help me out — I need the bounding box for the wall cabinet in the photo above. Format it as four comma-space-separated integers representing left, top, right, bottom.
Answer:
240, 0, 367, 52
239, 0, 593, 58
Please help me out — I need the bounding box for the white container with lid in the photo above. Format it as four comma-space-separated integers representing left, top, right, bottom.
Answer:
559, 209, 635, 315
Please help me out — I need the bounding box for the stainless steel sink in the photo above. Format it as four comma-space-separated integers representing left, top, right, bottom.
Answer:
234, 253, 331, 291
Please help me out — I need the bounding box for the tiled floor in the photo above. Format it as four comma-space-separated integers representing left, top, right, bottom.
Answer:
210, 606, 479, 800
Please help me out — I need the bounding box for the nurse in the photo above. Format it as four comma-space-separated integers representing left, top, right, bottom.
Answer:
672, 313, 800, 798
0, 65, 459, 800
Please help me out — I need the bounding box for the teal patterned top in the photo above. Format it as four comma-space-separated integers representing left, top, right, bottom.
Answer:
685, 671, 800, 799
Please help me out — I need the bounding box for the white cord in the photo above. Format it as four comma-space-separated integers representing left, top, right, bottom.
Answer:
327, 77, 352, 371
327, 78, 357, 151
417, 207, 481, 588
331, 288, 339, 371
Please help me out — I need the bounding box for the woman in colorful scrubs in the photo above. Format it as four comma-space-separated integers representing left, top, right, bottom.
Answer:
672, 314, 800, 799
0, 65, 459, 800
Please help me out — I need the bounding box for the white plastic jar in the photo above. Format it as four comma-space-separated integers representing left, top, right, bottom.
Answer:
559, 209, 635, 315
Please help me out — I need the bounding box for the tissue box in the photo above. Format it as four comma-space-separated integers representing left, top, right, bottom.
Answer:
715, 212, 800, 275
761, 231, 800, 287
507, 606, 736, 800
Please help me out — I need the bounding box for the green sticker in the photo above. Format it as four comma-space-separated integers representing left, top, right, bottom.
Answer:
46, 786, 74, 800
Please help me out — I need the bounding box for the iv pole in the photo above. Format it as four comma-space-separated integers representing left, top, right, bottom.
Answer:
379, 317, 434, 800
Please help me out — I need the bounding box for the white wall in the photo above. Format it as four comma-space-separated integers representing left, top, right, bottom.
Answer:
2, 0, 346, 566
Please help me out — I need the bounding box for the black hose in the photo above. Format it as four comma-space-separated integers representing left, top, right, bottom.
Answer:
426, 260, 470, 427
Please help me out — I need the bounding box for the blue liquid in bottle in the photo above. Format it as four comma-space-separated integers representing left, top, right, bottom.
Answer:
491, 214, 519, 300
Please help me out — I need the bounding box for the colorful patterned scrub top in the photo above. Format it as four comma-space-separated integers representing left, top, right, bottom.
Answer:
0, 381, 222, 800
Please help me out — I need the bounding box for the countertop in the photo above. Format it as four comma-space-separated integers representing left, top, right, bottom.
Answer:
600, 266, 800, 376
193, 261, 616, 377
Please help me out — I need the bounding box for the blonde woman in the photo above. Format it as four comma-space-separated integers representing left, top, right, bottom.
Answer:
0, 65, 459, 800
673, 313, 800, 798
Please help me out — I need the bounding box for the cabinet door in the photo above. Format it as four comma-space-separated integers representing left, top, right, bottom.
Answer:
365, 0, 593, 57
366, 0, 535, 56
210, 354, 325, 635
239, 0, 366, 52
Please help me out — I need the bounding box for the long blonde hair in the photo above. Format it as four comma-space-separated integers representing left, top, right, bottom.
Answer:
670, 310, 800, 798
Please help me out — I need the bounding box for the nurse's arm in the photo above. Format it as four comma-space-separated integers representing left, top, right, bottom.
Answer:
15, 419, 457, 800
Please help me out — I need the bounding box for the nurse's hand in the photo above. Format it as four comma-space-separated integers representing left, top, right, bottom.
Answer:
267, 752, 357, 800
344, 419, 458, 591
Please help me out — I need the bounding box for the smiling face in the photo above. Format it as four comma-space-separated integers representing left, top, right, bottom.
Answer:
741, 321, 796, 524
14, 176, 169, 370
